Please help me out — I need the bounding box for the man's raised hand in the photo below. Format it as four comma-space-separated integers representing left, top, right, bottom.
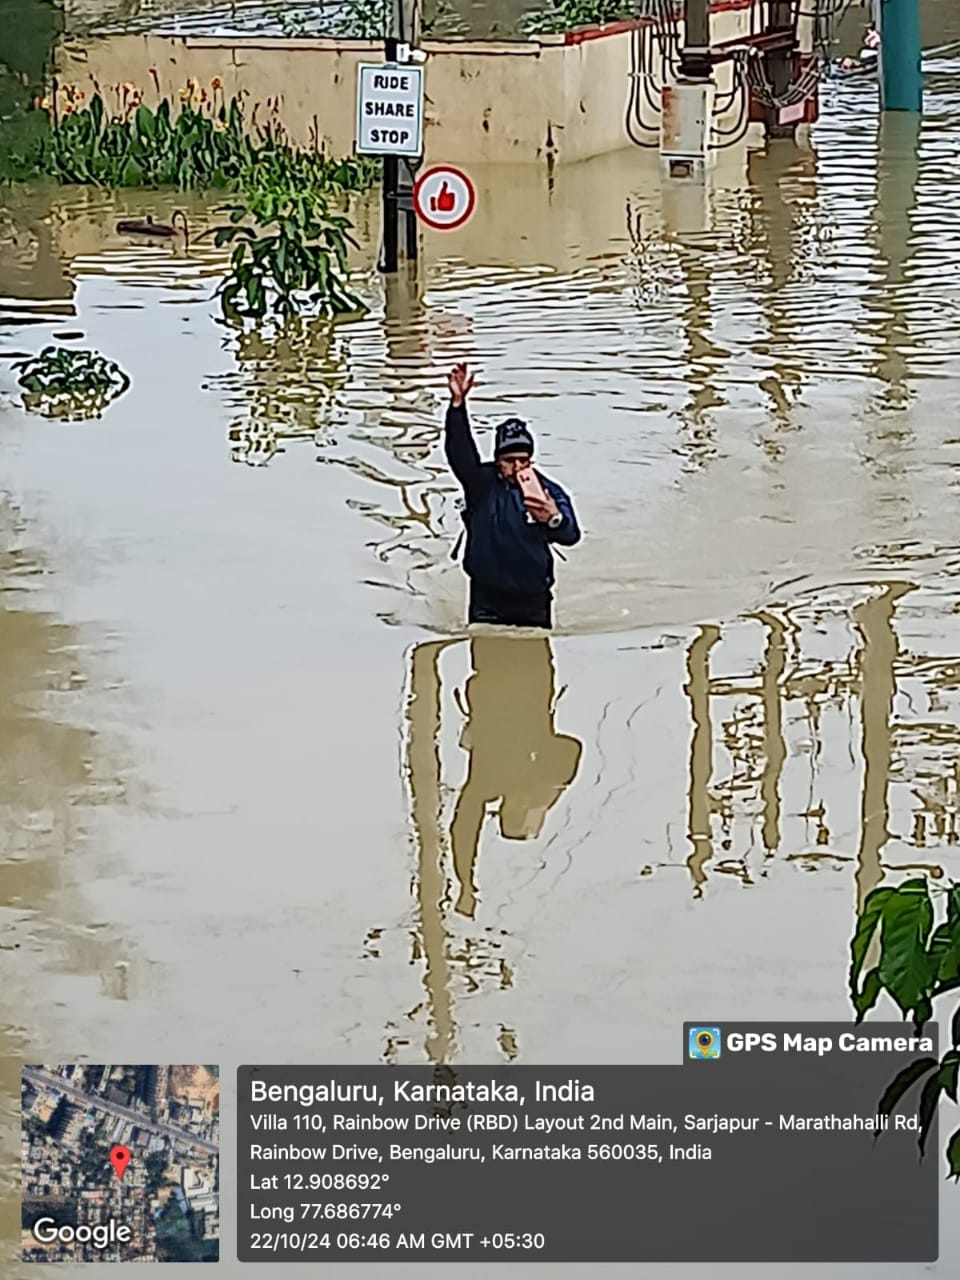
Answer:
525, 493, 560, 524
448, 362, 475, 407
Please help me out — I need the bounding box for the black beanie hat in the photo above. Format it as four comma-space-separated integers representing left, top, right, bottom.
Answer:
494, 418, 535, 458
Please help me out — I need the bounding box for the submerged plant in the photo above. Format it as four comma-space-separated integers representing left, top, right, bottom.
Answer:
13, 346, 130, 419
849, 877, 960, 1180
23, 81, 381, 319
205, 129, 378, 322
210, 185, 365, 322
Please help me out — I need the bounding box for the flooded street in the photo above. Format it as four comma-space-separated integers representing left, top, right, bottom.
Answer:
3, 1, 960, 1273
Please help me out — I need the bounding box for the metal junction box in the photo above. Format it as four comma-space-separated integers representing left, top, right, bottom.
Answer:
660, 80, 716, 178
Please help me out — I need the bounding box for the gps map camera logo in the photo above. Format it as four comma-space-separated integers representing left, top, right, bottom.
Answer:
689, 1027, 722, 1059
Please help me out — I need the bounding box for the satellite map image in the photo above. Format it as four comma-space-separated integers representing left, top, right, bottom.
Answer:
21, 1064, 219, 1262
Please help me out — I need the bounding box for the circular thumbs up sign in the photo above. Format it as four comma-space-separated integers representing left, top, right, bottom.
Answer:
413, 165, 476, 230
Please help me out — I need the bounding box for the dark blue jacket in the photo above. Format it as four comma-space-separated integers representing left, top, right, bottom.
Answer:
445, 403, 581, 595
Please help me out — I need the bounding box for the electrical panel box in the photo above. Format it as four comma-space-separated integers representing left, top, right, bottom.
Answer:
660, 80, 717, 178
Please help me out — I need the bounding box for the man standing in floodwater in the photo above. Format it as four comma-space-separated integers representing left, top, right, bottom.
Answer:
444, 362, 581, 629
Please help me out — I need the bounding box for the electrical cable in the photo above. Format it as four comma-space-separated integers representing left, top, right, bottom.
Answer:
712, 94, 752, 147
641, 49, 668, 115
625, 22, 661, 146
711, 58, 751, 139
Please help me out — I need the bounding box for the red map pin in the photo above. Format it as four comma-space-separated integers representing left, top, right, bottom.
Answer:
109, 1145, 131, 1182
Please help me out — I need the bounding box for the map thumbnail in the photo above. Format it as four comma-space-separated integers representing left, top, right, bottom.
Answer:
21, 1064, 219, 1263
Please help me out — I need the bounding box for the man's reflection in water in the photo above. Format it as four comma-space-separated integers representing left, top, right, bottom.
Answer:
450, 636, 582, 918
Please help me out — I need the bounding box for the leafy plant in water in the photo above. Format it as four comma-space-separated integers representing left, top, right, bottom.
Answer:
201, 118, 379, 322
13, 345, 130, 420
22, 83, 380, 320
850, 877, 960, 1180
210, 179, 365, 322
32, 90, 254, 190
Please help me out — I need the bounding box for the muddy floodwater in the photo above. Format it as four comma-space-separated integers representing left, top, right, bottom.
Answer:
4, 3, 960, 1276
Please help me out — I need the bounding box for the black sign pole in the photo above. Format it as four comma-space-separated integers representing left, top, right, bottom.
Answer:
404, 158, 419, 264
380, 35, 400, 274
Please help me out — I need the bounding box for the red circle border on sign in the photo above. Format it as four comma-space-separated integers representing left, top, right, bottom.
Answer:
412, 164, 477, 231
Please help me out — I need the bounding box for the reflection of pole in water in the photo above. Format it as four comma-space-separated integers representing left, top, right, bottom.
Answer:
853, 583, 913, 912
685, 625, 721, 895
757, 612, 787, 857
660, 180, 726, 436
868, 113, 920, 410
383, 270, 427, 377
744, 147, 815, 426
677, 250, 726, 431
404, 640, 456, 1064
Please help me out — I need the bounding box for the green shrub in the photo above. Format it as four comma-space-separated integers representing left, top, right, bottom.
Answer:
13, 346, 130, 419
850, 877, 960, 1180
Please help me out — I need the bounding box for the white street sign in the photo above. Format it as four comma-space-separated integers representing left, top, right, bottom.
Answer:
356, 63, 424, 157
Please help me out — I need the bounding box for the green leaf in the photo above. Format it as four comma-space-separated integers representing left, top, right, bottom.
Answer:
876, 1056, 939, 1120
876, 880, 936, 1016
929, 917, 960, 981
918, 1068, 943, 1157
247, 273, 265, 317
218, 281, 243, 323
937, 1049, 960, 1106
135, 104, 156, 141
912, 994, 933, 1034
948, 1126, 960, 1182
851, 891, 886, 1008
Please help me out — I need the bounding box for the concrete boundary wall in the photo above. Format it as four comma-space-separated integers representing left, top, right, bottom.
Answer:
54, 3, 810, 165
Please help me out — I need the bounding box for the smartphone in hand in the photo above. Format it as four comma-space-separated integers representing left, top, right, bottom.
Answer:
516, 468, 547, 502
516, 467, 546, 525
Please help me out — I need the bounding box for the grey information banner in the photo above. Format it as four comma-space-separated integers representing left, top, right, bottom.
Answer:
236, 1022, 939, 1263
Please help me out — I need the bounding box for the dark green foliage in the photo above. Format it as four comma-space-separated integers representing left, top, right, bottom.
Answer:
207, 138, 377, 321
850, 877, 960, 1182
0, 0, 63, 180
326, 0, 390, 38
521, 0, 637, 36
28, 94, 253, 189
12, 346, 130, 419
211, 192, 363, 321
144, 1151, 168, 1194
20, 89, 380, 320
